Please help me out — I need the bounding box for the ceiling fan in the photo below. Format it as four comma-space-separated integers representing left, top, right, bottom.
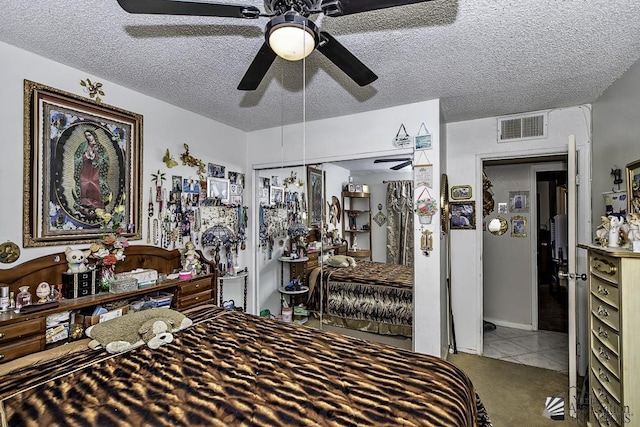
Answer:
374, 157, 412, 170
116, 0, 432, 90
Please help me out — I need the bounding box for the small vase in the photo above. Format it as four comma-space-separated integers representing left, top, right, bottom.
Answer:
98, 263, 116, 292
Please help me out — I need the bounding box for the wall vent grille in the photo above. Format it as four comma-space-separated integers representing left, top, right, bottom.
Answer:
498, 113, 547, 142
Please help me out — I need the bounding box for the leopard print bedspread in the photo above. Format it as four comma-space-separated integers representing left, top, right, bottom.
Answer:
0, 306, 492, 427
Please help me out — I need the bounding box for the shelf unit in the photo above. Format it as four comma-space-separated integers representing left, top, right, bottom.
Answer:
341, 191, 372, 260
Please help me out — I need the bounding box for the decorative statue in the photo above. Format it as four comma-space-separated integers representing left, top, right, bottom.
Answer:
608, 215, 625, 248
180, 240, 201, 273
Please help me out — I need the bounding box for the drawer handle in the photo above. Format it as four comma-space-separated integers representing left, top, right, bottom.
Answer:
195, 296, 200, 301
597, 305, 610, 318
597, 285, 609, 296
195, 283, 200, 288
598, 347, 610, 361
0, 354, 4, 360
597, 327, 609, 339
593, 259, 617, 276
0, 332, 4, 339
598, 367, 610, 383
597, 388, 610, 405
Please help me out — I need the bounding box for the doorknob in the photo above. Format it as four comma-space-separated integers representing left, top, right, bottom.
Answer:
558, 271, 587, 281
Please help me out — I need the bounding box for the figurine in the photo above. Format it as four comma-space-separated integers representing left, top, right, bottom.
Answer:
180, 240, 201, 274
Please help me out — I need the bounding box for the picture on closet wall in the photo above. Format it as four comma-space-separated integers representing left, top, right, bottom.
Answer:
207, 177, 230, 203
23, 80, 143, 247
208, 163, 225, 178
260, 177, 270, 205
508, 191, 529, 213
450, 201, 476, 230
270, 186, 283, 205
511, 215, 527, 237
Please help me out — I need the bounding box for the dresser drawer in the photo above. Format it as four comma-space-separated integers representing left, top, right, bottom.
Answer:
177, 289, 212, 309
591, 353, 621, 403
0, 334, 45, 364
179, 278, 212, 297
590, 393, 621, 427
591, 294, 620, 332
592, 335, 620, 378
591, 380, 622, 426
590, 254, 620, 285
0, 317, 46, 343
591, 276, 619, 310
591, 316, 619, 355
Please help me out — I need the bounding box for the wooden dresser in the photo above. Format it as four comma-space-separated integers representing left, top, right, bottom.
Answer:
583, 245, 639, 426
0, 245, 216, 364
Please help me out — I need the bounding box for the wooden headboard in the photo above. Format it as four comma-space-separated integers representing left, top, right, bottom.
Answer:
0, 245, 186, 296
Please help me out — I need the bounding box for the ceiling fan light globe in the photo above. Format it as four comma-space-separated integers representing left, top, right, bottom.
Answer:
268, 25, 315, 61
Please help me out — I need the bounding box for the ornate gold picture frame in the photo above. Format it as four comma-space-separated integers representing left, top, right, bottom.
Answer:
511, 215, 527, 238
23, 80, 143, 247
626, 159, 640, 215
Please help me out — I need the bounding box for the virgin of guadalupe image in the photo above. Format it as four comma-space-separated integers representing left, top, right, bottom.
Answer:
73, 128, 111, 218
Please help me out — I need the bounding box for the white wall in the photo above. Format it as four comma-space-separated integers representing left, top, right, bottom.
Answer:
0, 41, 248, 299
247, 100, 445, 356
592, 57, 640, 227
446, 106, 591, 354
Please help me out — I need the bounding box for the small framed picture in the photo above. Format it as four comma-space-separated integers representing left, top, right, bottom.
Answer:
511, 215, 527, 237
509, 191, 529, 213
355, 184, 363, 193
451, 185, 472, 200
450, 201, 476, 230
207, 177, 230, 203
348, 183, 356, 193
230, 195, 243, 205
497, 203, 508, 214
270, 186, 284, 205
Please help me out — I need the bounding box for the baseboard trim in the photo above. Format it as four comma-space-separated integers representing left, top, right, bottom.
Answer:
483, 317, 533, 331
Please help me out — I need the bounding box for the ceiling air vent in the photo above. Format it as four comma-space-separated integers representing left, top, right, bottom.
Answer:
497, 112, 547, 143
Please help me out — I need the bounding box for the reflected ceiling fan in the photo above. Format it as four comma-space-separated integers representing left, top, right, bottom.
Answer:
117, 0, 432, 90
374, 157, 412, 170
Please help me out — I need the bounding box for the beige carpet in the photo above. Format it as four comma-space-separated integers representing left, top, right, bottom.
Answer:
448, 352, 588, 426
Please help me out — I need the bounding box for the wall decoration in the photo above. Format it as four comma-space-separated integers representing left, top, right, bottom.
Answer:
162, 149, 178, 168
373, 203, 387, 227
487, 217, 508, 236
508, 191, 529, 213
482, 171, 495, 217
497, 203, 508, 214
414, 122, 432, 150
511, 215, 527, 237
0, 241, 20, 264
307, 166, 324, 227
180, 144, 206, 179
450, 201, 476, 230
451, 185, 472, 200
205, 163, 222, 178
626, 158, 640, 214
392, 123, 411, 148
259, 177, 270, 205
207, 178, 230, 203
270, 186, 284, 205
79, 77, 105, 103
23, 80, 142, 247
228, 171, 245, 189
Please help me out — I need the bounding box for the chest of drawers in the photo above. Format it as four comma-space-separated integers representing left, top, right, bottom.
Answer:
585, 246, 640, 426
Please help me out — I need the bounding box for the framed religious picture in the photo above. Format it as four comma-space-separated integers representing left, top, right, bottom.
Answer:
270, 186, 284, 205
307, 166, 324, 227
23, 80, 143, 247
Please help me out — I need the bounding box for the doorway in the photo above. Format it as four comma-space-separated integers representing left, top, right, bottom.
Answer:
482, 157, 569, 371
536, 170, 568, 334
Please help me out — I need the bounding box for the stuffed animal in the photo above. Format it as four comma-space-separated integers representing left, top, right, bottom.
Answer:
65, 247, 91, 273
326, 255, 356, 268
85, 308, 193, 354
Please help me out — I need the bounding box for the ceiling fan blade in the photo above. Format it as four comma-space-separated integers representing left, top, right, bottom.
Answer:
116, 0, 261, 19
374, 158, 411, 163
317, 31, 377, 87
237, 42, 277, 91
320, 0, 431, 17
391, 160, 412, 170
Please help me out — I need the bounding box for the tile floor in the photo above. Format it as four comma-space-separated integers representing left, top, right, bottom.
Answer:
483, 325, 568, 372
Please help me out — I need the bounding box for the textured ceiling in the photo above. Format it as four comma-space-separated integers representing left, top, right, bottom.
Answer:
1, 1, 640, 132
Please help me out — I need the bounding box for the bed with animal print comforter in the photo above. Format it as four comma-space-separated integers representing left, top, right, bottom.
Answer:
0, 305, 492, 426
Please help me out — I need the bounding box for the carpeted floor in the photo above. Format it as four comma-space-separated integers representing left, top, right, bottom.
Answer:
448, 352, 588, 426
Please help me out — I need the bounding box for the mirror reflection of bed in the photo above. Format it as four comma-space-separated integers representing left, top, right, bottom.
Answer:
256, 154, 414, 350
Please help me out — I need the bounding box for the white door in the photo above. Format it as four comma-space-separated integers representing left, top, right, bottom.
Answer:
565, 134, 589, 419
